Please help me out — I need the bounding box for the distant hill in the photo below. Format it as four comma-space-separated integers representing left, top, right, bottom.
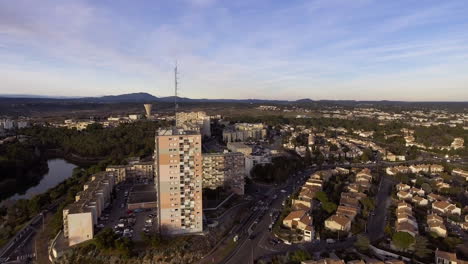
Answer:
0, 93, 466, 110
77, 92, 159, 103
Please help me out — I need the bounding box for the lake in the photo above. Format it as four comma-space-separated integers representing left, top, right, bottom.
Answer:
8, 158, 77, 201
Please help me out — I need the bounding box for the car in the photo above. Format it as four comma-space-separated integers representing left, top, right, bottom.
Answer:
249, 234, 256, 240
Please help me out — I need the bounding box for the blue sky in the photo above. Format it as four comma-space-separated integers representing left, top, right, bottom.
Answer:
1, 0, 467, 101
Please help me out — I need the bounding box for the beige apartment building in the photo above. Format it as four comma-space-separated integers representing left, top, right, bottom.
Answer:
202, 152, 245, 195
154, 128, 203, 235
175, 111, 211, 137
106, 161, 153, 183
63, 171, 116, 246
227, 142, 252, 156
222, 123, 267, 142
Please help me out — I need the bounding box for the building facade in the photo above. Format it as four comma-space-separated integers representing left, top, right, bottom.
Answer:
202, 152, 245, 195
222, 123, 267, 142
63, 171, 116, 246
175, 111, 211, 137
154, 128, 203, 235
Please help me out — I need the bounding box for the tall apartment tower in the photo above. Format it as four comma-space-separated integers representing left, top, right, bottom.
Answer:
154, 128, 203, 235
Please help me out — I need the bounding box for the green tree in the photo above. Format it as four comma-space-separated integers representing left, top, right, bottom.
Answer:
95, 228, 117, 249
322, 202, 337, 214
315, 191, 328, 203
392, 232, 415, 250
354, 234, 370, 252
115, 237, 133, 258
359, 197, 375, 217
443, 236, 462, 250
414, 236, 431, 259
289, 250, 311, 262
421, 183, 432, 194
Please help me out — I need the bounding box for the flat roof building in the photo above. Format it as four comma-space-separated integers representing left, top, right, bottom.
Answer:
154, 128, 203, 235
202, 152, 245, 195
63, 171, 116, 246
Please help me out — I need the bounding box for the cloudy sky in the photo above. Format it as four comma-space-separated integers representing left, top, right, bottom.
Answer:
1, 0, 467, 101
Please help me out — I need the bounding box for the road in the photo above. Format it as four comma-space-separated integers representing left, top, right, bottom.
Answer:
366, 173, 394, 242
222, 169, 313, 264
0, 212, 45, 263
221, 161, 403, 264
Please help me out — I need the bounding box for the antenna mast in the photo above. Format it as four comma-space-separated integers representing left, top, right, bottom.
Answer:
174, 62, 178, 117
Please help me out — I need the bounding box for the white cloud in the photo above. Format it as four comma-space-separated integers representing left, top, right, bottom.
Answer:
0, 0, 467, 100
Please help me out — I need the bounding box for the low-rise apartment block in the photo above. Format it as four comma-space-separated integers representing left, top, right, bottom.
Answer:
106, 161, 153, 183
63, 171, 116, 246
222, 123, 267, 142
202, 152, 245, 195
175, 111, 211, 137
226, 142, 252, 156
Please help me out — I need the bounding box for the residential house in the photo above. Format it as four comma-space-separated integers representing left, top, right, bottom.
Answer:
282, 210, 314, 242
435, 249, 467, 264
412, 196, 428, 206
409, 187, 425, 196
397, 191, 412, 201
432, 201, 461, 216
325, 214, 352, 232
396, 183, 411, 191
427, 214, 447, 238
452, 168, 468, 181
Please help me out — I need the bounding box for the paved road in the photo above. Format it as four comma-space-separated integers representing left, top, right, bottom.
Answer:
220, 161, 403, 263
222, 169, 313, 264
0, 212, 44, 264
366, 173, 394, 242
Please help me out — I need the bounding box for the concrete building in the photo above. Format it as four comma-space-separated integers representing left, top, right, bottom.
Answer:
63, 171, 116, 246
106, 161, 153, 183
176, 111, 211, 137
227, 142, 252, 156
154, 128, 203, 235
245, 154, 271, 177
202, 152, 245, 195
222, 123, 267, 142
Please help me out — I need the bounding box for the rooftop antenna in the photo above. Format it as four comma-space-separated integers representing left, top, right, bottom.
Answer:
174, 61, 179, 117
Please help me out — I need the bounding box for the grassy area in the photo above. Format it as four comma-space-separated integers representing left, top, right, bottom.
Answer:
217, 240, 238, 260
0, 238, 7, 248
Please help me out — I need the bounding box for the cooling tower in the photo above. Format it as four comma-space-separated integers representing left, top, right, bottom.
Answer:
144, 104, 152, 117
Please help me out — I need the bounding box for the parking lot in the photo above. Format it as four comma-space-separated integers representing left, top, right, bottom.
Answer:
95, 180, 158, 241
